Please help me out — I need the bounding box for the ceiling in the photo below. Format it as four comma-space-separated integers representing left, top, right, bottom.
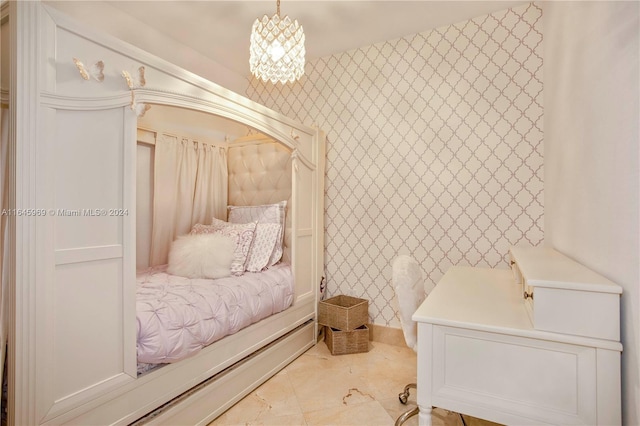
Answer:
106, 1, 526, 78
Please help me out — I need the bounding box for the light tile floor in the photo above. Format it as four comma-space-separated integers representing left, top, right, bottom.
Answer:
211, 341, 501, 426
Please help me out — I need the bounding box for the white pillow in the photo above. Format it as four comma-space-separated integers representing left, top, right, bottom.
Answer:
191, 219, 257, 276
167, 233, 235, 279
227, 201, 286, 266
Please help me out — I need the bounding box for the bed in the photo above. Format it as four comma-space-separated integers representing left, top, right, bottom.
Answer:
134, 127, 297, 372
4, 2, 326, 425
136, 262, 294, 369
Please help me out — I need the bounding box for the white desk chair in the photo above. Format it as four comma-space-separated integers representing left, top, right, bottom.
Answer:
392, 255, 431, 426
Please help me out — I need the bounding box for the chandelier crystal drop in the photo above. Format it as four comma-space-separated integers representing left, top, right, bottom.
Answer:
249, 0, 305, 84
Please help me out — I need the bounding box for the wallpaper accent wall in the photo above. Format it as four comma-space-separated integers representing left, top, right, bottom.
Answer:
246, 3, 543, 327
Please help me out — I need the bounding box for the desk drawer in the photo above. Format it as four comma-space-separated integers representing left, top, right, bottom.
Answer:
509, 247, 621, 341
431, 326, 597, 425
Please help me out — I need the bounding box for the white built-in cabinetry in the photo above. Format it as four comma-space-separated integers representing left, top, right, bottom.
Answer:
6, 1, 324, 424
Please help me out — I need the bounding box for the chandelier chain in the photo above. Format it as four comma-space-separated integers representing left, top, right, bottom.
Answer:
276, 0, 280, 16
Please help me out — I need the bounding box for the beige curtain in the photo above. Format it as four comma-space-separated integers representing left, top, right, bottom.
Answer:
149, 134, 227, 266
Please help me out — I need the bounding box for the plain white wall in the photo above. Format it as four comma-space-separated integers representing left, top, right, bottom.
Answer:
543, 2, 640, 424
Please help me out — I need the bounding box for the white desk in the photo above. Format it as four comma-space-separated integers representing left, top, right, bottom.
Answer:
412, 257, 622, 426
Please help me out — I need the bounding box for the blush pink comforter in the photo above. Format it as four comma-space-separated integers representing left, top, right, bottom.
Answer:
136, 263, 293, 364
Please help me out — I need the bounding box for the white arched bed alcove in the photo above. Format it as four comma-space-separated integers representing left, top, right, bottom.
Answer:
6, 2, 325, 425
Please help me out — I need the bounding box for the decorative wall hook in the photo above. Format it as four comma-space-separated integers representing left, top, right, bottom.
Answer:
73, 57, 105, 82
122, 66, 146, 89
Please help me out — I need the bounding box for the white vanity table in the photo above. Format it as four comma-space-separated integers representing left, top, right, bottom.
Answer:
413, 247, 622, 425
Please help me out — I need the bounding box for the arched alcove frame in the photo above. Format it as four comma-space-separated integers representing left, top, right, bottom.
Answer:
7, 2, 325, 424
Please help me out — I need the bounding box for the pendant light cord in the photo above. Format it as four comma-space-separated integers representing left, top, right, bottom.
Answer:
276, 0, 281, 16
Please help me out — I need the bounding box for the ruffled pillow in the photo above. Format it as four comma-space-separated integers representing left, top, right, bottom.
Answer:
227, 201, 286, 266
191, 219, 257, 276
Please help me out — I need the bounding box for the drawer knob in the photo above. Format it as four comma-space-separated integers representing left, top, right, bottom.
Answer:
524, 291, 534, 300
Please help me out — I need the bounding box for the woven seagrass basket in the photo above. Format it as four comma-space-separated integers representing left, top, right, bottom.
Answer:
318, 295, 368, 331
325, 325, 369, 355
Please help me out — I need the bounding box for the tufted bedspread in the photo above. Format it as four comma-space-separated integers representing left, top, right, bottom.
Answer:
136, 263, 294, 365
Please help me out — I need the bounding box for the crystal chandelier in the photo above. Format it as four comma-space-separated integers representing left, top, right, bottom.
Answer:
249, 0, 305, 84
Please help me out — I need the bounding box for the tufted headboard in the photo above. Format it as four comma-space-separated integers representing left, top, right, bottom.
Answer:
227, 135, 293, 262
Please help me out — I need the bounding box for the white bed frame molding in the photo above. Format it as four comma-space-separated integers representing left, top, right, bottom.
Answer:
7, 2, 325, 424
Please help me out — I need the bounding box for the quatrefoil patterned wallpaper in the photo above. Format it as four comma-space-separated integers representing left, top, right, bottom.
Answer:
246, 3, 543, 328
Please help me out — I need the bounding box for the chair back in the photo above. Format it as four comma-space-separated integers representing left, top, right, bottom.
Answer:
392, 255, 427, 352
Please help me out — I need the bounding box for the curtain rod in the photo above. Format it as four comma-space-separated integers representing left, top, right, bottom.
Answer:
136, 127, 228, 149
